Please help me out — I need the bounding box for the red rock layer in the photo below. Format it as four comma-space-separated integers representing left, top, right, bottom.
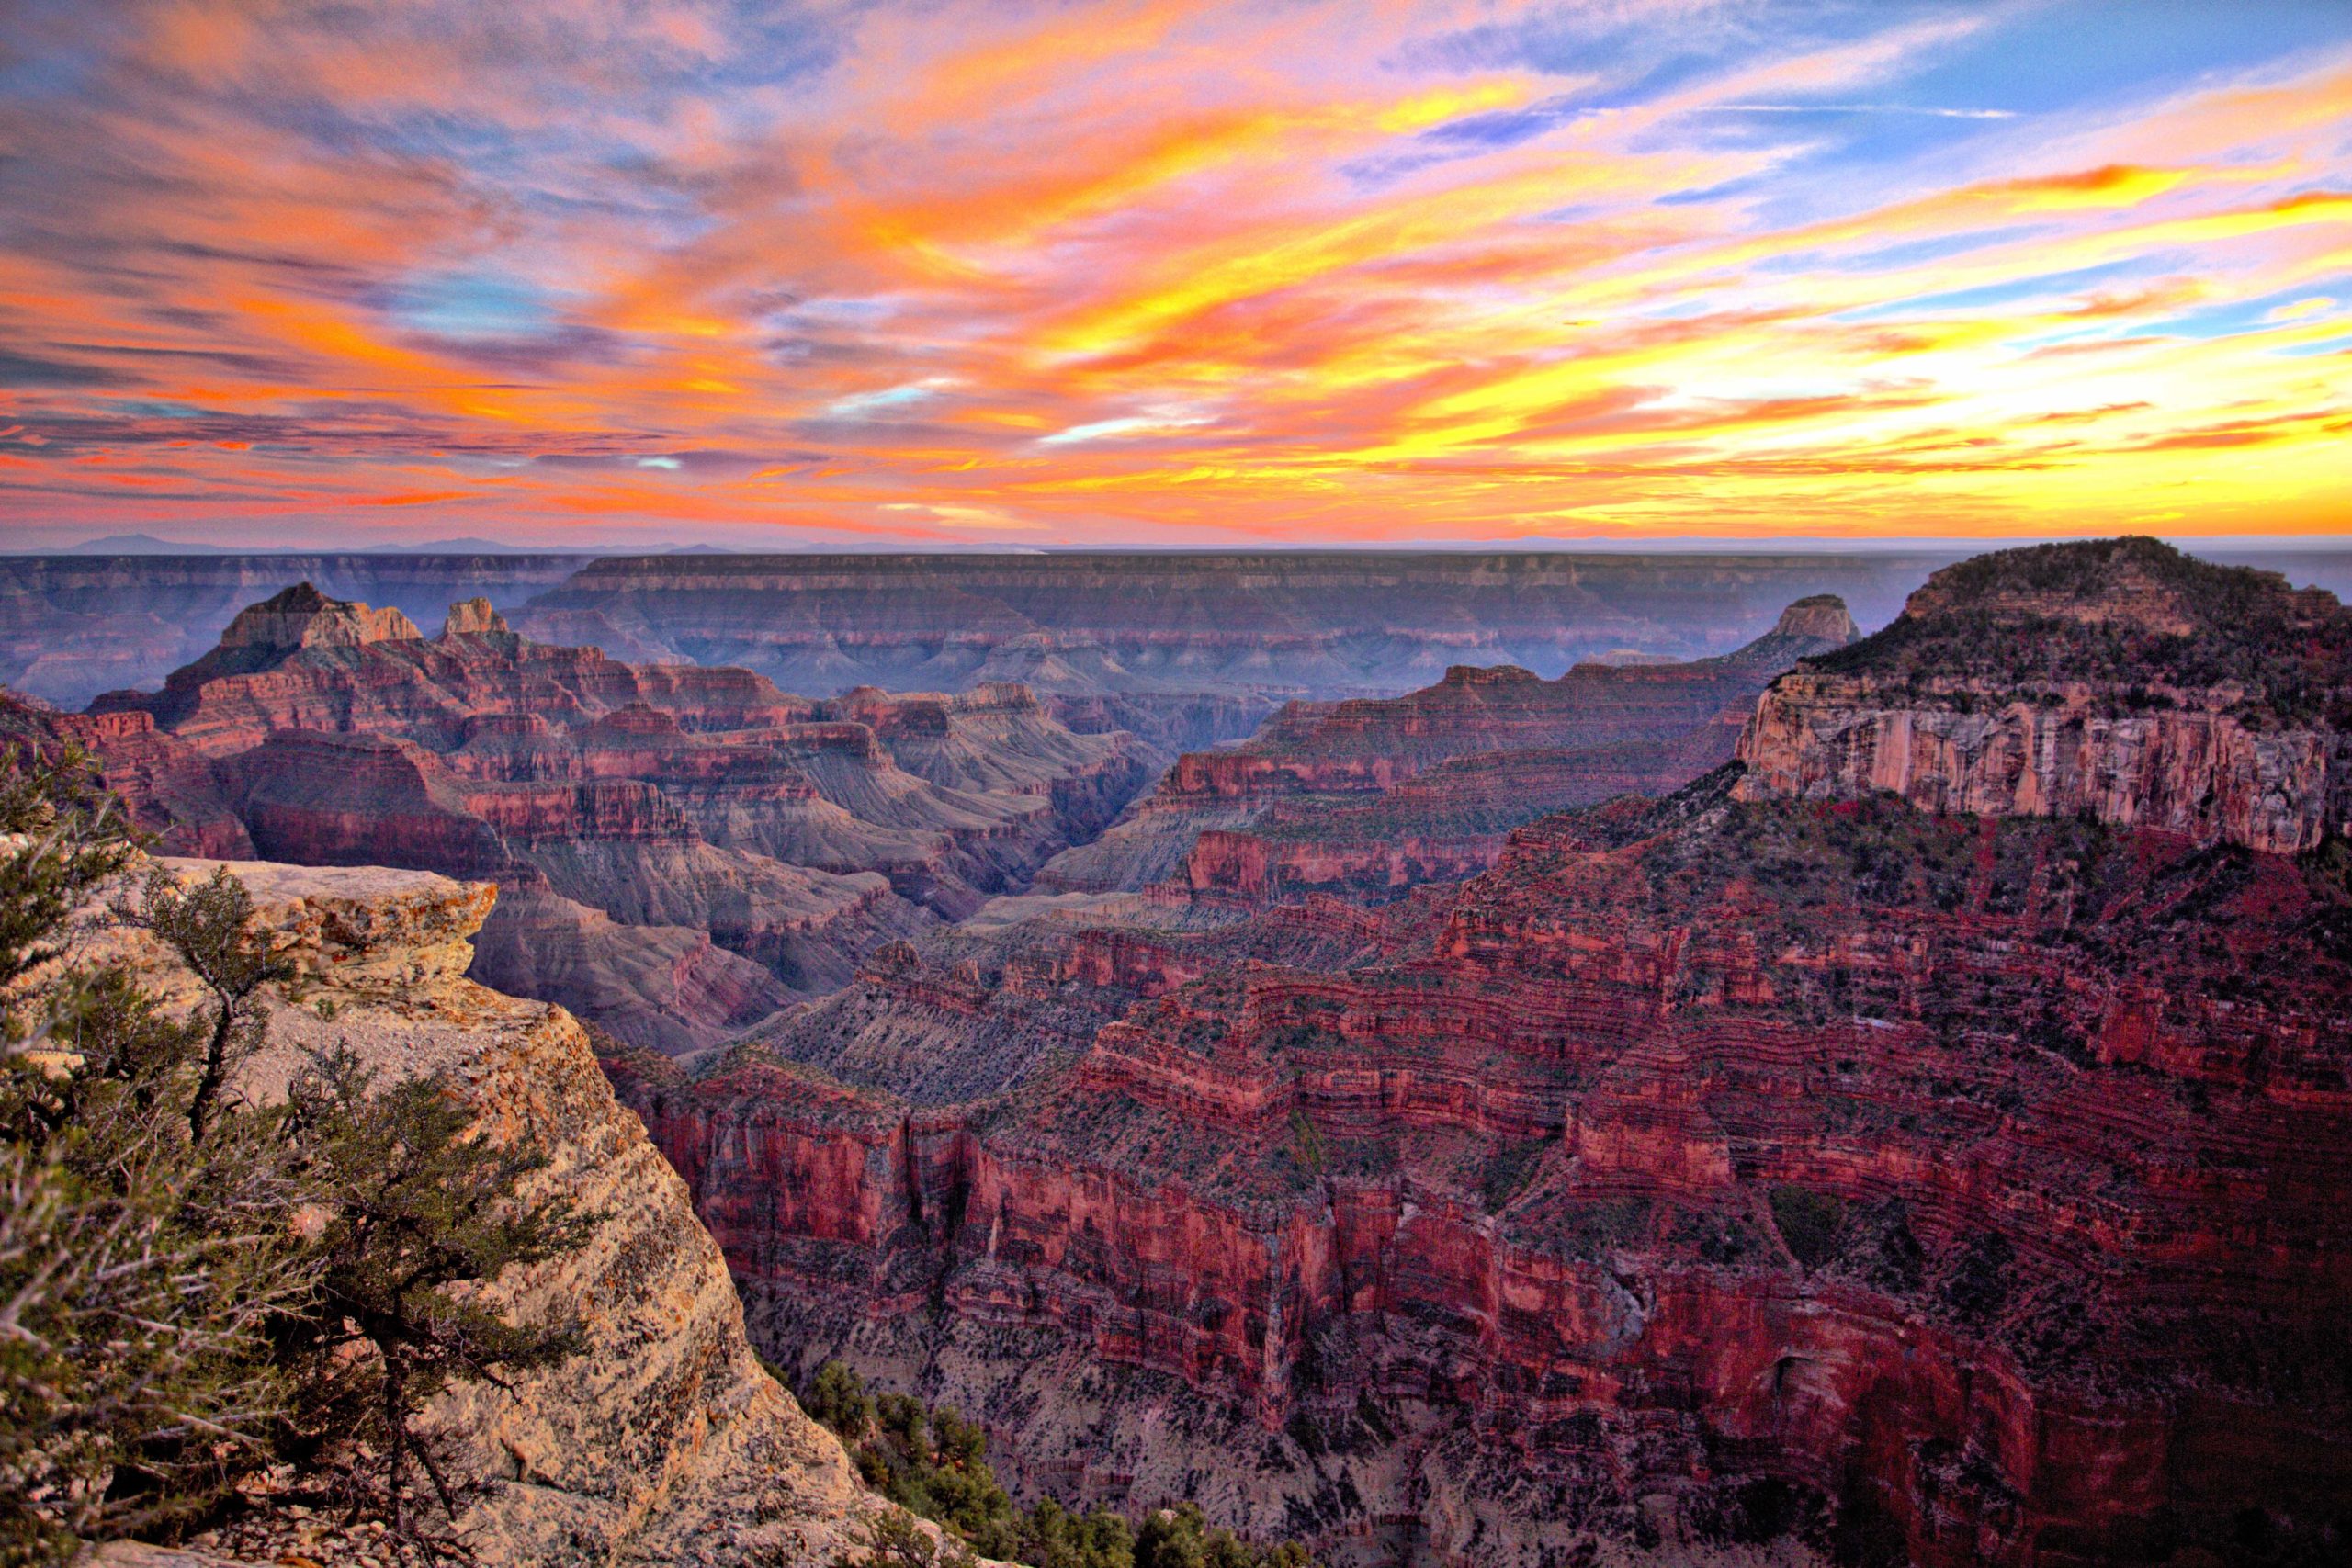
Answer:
1046, 598, 1851, 902
631, 789, 2352, 1565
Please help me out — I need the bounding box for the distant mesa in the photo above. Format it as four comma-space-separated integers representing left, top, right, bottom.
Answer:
51, 531, 232, 556
1772, 592, 1860, 643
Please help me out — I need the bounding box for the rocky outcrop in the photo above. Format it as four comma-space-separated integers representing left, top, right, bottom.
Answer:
85, 857, 884, 1567
442, 595, 512, 638
0, 553, 587, 710
75, 589, 1155, 1050
1737, 539, 2352, 853
213, 582, 422, 653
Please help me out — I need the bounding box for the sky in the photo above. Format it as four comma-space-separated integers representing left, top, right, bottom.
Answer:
0, 0, 2348, 552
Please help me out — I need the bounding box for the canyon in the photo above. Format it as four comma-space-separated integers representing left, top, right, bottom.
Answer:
1045, 594, 1858, 904
22, 538, 2352, 1567
610, 542, 2352, 1568
5, 550, 1958, 739
71, 584, 1154, 1054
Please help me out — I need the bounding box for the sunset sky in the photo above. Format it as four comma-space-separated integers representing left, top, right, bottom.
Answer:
1, 0, 2347, 550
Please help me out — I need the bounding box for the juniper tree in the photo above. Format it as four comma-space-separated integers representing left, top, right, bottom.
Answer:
0, 750, 309, 1561
0, 743, 130, 991
280, 1044, 591, 1548
114, 866, 294, 1145
834, 1510, 979, 1568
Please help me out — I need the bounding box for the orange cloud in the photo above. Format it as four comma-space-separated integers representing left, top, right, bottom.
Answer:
1, 0, 2346, 547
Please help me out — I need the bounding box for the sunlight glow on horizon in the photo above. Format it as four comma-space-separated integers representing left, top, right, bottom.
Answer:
1, 0, 2347, 549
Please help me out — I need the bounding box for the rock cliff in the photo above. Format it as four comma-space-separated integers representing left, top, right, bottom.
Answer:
79, 857, 886, 1566
0, 553, 587, 710
514, 553, 1938, 727
1736, 539, 2352, 852
1046, 597, 1854, 902
76, 589, 1157, 1053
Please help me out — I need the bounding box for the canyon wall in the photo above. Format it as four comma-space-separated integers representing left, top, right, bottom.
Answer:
514, 552, 1942, 705
615, 542, 2352, 1568
633, 786, 2352, 1568
1736, 539, 2352, 853
1045, 596, 1855, 902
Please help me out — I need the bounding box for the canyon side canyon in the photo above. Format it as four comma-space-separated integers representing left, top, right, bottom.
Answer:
18, 538, 2352, 1568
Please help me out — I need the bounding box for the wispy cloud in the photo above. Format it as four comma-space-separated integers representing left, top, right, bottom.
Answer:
1709, 104, 2019, 118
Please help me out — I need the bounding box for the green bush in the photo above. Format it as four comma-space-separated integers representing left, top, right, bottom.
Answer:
805, 1363, 1319, 1568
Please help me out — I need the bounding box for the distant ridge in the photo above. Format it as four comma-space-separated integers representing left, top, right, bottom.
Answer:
53, 532, 232, 555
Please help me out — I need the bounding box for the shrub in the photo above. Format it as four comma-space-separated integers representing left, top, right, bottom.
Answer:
1768, 1186, 1846, 1271
802, 1362, 1317, 1568
0, 750, 303, 1557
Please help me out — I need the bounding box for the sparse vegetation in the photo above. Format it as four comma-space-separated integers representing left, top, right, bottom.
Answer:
1287, 1109, 1328, 1176
1768, 1186, 1846, 1271
1480, 1137, 1547, 1211
1806, 537, 2352, 727
0, 746, 589, 1562
275, 1044, 592, 1545
805, 1361, 1322, 1568
115, 865, 295, 1144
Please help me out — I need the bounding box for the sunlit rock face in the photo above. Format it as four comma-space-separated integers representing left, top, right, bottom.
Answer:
65, 856, 885, 1568
1737, 537, 2352, 853
612, 544, 2352, 1568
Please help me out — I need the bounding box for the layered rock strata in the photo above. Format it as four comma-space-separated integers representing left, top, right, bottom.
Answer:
75, 587, 1155, 1052
616, 544, 2352, 1568
1046, 597, 1855, 902
0, 552, 586, 710
1737, 538, 2352, 853
515, 553, 1939, 707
